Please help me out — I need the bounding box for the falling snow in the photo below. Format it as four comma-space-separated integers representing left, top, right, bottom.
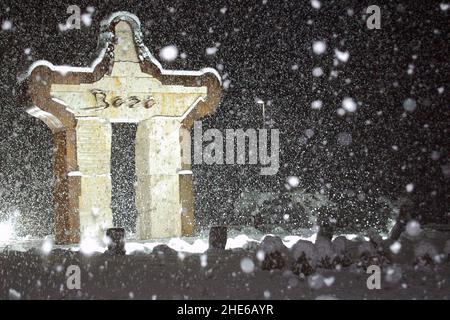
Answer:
311, 100, 323, 110
240, 257, 255, 273
334, 49, 350, 62
403, 98, 417, 112
0, 0, 449, 301
341, 97, 357, 112
312, 67, 324, 77
312, 41, 326, 55
1, 20, 12, 30
159, 44, 179, 62
206, 47, 218, 55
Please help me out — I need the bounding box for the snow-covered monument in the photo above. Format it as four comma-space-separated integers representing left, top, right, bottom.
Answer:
20, 12, 222, 244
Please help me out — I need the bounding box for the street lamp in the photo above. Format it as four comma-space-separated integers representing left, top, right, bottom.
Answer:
256, 98, 265, 128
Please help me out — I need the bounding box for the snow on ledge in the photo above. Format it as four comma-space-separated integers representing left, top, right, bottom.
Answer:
19, 11, 221, 86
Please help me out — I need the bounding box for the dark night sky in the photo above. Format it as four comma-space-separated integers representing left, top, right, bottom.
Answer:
0, 0, 448, 237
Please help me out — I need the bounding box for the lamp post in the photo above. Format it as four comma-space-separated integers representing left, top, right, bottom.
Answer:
256, 99, 265, 128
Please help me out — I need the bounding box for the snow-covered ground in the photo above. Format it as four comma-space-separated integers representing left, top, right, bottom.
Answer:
1, 226, 449, 300
0, 226, 318, 255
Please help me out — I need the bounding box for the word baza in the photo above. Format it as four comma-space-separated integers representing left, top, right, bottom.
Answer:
85, 89, 156, 110
177, 304, 274, 317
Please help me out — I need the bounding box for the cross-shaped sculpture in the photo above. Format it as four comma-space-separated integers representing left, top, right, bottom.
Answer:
23, 12, 221, 244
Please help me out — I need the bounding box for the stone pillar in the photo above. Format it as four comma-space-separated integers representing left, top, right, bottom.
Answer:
75, 117, 113, 239
53, 128, 80, 244
135, 117, 194, 239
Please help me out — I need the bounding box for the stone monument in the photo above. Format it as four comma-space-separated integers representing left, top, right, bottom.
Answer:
21, 12, 221, 244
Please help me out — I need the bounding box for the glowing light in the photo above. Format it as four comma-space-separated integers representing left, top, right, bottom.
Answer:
0, 220, 15, 243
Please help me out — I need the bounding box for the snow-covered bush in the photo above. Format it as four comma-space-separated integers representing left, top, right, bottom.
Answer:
414, 240, 440, 265
331, 236, 352, 267
315, 237, 334, 268
258, 235, 288, 271
291, 240, 318, 276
